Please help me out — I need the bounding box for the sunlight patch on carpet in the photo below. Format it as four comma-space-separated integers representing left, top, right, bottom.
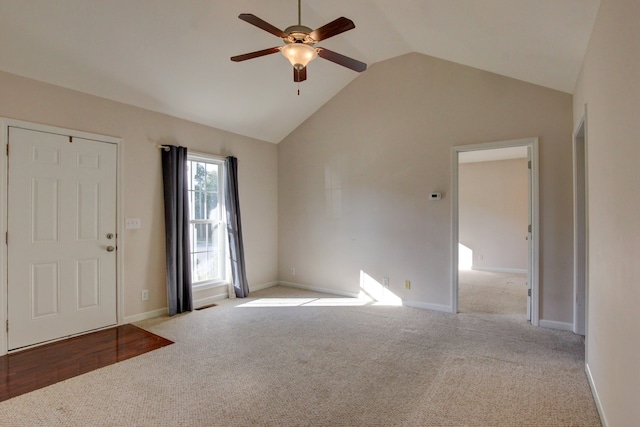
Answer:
237, 297, 370, 308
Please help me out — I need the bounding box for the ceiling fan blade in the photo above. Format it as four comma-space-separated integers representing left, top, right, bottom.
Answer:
231, 47, 281, 62
317, 48, 367, 72
294, 66, 307, 82
309, 17, 355, 42
238, 14, 288, 39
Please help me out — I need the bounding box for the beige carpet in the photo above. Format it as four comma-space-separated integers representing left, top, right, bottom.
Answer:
0, 284, 601, 426
459, 269, 528, 318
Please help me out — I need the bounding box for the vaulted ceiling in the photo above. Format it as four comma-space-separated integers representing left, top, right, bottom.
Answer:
0, 1, 600, 143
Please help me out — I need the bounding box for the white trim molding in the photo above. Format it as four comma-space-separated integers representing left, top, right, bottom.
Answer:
538, 319, 573, 332
278, 281, 452, 313
472, 267, 528, 274
402, 300, 452, 313
452, 137, 540, 326
250, 281, 279, 292
572, 106, 589, 337
124, 307, 169, 324
278, 281, 360, 298
126, 281, 282, 321
585, 362, 608, 427
0, 121, 8, 355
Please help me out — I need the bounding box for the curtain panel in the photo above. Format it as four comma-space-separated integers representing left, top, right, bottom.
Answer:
161, 145, 193, 315
224, 156, 250, 298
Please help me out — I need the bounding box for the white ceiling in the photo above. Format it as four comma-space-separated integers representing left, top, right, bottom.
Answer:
0, 0, 600, 143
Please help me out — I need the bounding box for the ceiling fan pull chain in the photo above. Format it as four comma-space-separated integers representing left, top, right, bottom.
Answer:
298, 82, 300, 96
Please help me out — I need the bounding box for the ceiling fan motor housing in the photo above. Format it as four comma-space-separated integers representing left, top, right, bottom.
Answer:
283, 25, 316, 43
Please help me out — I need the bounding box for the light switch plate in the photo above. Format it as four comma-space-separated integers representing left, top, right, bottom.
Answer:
125, 218, 141, 229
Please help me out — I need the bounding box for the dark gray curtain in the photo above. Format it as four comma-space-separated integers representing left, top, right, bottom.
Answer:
161, 145, 193, 315
225, 156, 250, 298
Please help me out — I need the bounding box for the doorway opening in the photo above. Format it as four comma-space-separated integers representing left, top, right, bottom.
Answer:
452, 138, 539, 326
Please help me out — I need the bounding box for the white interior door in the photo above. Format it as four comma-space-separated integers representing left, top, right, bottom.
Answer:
7, 127, 117, 350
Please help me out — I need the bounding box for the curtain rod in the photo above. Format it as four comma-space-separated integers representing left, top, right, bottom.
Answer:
157, 145, 227, 161
189, 150, 228, 161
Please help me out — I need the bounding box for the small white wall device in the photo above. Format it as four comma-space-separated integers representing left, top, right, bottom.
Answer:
429, 192, 442, 200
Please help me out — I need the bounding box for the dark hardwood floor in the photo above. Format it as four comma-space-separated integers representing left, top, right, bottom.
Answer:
0, 324, 173, 402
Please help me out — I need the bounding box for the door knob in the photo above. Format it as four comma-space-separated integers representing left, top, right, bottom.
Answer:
106, 233, 114, 239
107, 246, 115, 252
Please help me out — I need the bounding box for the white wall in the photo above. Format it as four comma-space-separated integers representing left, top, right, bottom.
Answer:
459, 158, 528, 272
278, 53, 574, 321
0, 70, 278, 319
572, 0, 640, 424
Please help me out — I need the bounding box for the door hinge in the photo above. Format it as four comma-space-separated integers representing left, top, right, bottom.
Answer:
528, 289, 531, 297
528, 160, 531, 169
5, 320, 8, 333
528, 224, 532, 233
5, 231, 7, 245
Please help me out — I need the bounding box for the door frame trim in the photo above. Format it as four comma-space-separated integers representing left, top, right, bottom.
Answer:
451, 137, 540, 326
0, 118, 124, 355
573, 106, 589, 337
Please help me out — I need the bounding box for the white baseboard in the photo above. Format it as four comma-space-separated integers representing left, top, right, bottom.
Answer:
473, 267, 528, 274
278, 281, 360, 298
124, 281, 279, 323
124, 307, 168, 324
585, 362, 608, 426
278, 281, 452, 313
538, 319, 573, 331
402, 300, 452, 313
250, 281, 279, 292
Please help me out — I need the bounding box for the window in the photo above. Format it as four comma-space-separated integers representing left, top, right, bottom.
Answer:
187, 153, 226, 287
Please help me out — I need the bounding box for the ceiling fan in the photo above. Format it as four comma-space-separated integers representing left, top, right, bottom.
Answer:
230, 0, 367, 84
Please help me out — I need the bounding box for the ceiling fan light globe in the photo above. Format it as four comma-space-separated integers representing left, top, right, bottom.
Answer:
281, 43, 317, 69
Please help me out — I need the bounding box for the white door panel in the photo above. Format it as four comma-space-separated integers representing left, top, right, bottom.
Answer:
7, 127, 117, 350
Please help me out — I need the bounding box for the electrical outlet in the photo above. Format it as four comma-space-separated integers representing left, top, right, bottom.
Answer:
382, 276, 389, 288
405, 280, 411, 290
291, 267, 296, 276
141, 289, 149, 301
